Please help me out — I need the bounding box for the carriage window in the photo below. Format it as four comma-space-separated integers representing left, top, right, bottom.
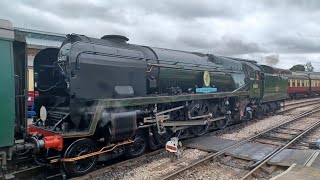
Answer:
288, 80, 290, 87
297, 80, 300, 87
302, 80, 304, 87
292, 80, 296, 87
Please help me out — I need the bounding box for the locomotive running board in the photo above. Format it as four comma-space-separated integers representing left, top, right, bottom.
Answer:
160, 116, 226, 127
97, 91, 249, 108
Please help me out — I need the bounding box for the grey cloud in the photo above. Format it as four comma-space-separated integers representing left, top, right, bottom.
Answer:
134, 0, 239, 19
0, 0, 319, 70
272, 36, 320, 53
177, 34, 263, 55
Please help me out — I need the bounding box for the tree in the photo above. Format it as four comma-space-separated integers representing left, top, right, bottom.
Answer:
305, 61, 314, 72
290, 64, 305, 71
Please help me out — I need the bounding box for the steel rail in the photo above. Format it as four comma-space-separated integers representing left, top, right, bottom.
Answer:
161, 105, 320, 180
282, 98, 320, 108
279, 100, 320, 113
241, 118, 320, 179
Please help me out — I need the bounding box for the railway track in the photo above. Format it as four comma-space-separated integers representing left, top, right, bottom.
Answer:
241, 118, 320, 179
70, 99, 320, 180
6, 98, 320, 180
284, 97, 320, 106
161, 105, 320, 180
281, 98, 320, 112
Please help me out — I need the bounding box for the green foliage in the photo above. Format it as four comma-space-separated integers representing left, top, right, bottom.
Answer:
289, 64, 305, 71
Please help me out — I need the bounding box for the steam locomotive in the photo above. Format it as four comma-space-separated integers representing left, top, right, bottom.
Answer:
0, 19, 289, 177
29, 33, 288, 176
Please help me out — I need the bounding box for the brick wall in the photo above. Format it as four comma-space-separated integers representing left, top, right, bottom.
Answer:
27, 48, 40, 57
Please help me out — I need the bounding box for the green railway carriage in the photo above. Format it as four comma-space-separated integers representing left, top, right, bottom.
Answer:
0, 20, 15, 148
0, 19, 27, 165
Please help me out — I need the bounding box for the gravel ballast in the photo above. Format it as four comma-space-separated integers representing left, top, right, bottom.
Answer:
92, 149, 207, 180
217, 105, 319, 141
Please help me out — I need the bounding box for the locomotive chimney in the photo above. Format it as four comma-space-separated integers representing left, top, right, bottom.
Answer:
101, 35, 129, 43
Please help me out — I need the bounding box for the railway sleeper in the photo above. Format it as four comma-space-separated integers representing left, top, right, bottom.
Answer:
260, 134, 295, 142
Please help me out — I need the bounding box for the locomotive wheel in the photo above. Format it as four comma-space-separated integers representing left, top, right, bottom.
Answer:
152, 126, 173, 146
125, 131, 147, 158
170, 108, 185, 138
190, 125, 209, 136
254, 107, 263, 119
215, 113, 230, 130
215, 118, 229, 129
188, 101, 210, 136
62, 138, 97, 177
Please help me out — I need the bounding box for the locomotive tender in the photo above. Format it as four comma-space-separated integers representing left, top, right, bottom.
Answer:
0, 19, 288, 177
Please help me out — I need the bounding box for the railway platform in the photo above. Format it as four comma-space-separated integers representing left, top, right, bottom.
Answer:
271, 164, 320, 180
183, 136, 320, 167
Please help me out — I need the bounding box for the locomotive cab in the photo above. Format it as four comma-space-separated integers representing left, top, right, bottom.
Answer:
34, 48, 68, 111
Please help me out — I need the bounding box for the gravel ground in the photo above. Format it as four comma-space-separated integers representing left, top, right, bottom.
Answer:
294, 111, 320, 144
218, 105, 319, 141
285, 105, 318, 115
176, 161, 242, 180
217, 114, 290, 141
303, 127, 320, 143
92, 149, 207, 180
286, 117, 320, 130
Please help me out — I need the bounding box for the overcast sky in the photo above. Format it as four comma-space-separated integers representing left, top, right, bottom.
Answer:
1, 0, 319, 70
